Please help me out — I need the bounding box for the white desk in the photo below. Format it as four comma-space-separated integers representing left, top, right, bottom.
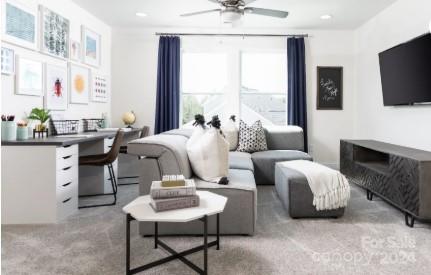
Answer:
1, 130, 141, 224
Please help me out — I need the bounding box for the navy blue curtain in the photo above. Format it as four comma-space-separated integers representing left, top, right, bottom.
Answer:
155, 36, 180, 134
287, 37, 308, 152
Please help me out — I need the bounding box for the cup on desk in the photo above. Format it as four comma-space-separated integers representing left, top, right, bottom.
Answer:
1, 121, 17, 141
16, 126, 29, 140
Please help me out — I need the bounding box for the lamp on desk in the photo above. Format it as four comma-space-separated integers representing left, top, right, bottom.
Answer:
122, 111, 136, 128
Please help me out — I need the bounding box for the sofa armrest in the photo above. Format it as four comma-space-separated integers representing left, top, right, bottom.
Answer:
128, 134, 193, 180
264, 126, 305, 151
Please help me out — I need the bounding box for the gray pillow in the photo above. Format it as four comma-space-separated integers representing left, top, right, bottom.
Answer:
237, 120, 268, 153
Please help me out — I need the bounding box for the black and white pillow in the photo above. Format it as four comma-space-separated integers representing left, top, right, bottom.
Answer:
236, 120, 268, 153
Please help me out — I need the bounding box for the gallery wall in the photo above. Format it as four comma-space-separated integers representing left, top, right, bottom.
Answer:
111, 27, 356, 168
1, 0, 112, 124
354, 0, 431, 151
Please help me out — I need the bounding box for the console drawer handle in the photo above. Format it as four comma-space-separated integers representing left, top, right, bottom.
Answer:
62, 166, 72, 171
62, 182, 72, 187
63, 145, 72, 148
63, 197, 72, 203
62, 155, 72, 160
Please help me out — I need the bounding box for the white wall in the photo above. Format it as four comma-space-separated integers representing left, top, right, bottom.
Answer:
1, 0, 112, 123
354, 0, 431, 151
111, 28, 356, 167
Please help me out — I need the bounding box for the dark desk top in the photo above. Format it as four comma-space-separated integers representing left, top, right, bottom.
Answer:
2, 129, 142, 147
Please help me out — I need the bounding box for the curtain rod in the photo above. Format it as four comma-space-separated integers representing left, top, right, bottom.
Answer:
155, 32, 309, 38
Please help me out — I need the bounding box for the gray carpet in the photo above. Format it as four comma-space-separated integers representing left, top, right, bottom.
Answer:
2, 184, 431, 275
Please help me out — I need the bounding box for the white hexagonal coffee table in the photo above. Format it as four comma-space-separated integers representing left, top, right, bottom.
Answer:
123, 191, 227, 275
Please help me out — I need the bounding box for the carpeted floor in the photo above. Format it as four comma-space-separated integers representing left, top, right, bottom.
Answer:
2, 184, 431, 275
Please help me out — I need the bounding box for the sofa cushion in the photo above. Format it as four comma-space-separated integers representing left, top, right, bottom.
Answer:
237, 120, 268, 153
229, 151, 254, 172
194, 169, 256, 191
251, 150, 312, 185
264, 126, 304, 151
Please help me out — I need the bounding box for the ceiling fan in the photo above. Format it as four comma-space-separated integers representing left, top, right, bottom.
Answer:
180, 0, 289, 23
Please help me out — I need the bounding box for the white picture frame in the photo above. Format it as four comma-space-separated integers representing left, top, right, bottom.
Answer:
91, 74, 109, 103
45, 63, 68, 110
1, 47, 15, 75
82, 26, 101, 67
15, 56, 43, 96
69, 63, 90, 104
40, 6, 70, 59
70, 40, 81, 61
2, 0, 38, 50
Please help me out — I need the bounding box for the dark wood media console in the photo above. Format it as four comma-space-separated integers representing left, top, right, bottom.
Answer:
340, 140, 431, 227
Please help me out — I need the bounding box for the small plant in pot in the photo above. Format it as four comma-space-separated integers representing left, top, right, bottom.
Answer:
28, 108, 50, 131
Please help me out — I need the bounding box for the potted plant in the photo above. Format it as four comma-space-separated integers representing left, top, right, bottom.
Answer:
28, 108, 51, 131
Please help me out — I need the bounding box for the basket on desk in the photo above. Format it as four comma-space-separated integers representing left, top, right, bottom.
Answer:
50, 120, 79, 136
82, 118, 104, 132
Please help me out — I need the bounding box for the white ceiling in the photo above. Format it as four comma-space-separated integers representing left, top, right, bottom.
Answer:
72, 0, 397, 30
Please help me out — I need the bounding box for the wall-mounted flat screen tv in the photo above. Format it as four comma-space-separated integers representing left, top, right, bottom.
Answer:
379, 33, 431, 106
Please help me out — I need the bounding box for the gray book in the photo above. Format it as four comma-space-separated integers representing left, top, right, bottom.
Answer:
150, 179, 196, 199
150, 195, 200, 212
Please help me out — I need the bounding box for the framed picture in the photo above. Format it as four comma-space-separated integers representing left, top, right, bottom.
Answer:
40, 6, 70, 59
1, 47, 15, 75
45, 64, 68, 110
69, 64, 90, 104
2, 0, 38, 50
317, 66, 343, 110
82, 26, 101, 67
70, 40, 81, 61
15, 56, 43, 96
91, 74, 109, 102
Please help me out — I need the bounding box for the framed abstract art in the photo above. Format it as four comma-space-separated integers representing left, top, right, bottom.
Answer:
40, 6, 70, 59
2, 0, 38, 50
82, 26, 101, 67
69, 64, 89, 104
91, 74, 109, 102
15, 56, 43, 96
1, 47, 15, 75
70, 40, 81, 61
45, 64, 68, 110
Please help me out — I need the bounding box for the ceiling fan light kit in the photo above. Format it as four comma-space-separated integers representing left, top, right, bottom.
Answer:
180, 0, 289, 23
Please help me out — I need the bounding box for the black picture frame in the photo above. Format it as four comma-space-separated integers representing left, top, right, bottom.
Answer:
317, 66, 343, 110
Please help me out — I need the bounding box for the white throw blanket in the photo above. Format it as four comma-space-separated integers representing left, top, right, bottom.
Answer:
280, 160, 350, 211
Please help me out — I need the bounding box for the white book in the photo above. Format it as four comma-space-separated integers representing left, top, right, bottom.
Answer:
150, 179, 196, 199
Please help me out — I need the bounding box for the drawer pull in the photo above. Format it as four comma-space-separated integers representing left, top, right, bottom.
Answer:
63, 145, 72, 148
62, 182, 72, 187
62, 166, 72, 171
62, 155, 72, 160
63, 197, 72, 203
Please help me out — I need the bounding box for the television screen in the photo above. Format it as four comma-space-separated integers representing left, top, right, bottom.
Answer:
379, 33, 431, 106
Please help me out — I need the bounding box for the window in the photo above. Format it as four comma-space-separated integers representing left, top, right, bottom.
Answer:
241, 52, 287, 126
181, 52, 228, 126
181, 50, 287, 126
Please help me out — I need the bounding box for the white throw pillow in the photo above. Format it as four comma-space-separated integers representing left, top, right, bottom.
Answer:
222, 115, 239, 151
187, 117, 229, 183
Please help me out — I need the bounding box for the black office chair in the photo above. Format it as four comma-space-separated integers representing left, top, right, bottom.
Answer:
118, 126, 150, 185
78, 130, 124, 208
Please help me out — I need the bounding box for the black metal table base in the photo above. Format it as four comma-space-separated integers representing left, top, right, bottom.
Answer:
126, 213, 220, 275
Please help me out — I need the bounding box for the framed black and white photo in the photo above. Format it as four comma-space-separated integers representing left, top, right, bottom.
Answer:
40, 6, 70, 59
317, 66, 343, 110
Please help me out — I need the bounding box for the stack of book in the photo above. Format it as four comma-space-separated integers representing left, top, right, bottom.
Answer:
150, 175, 199, 212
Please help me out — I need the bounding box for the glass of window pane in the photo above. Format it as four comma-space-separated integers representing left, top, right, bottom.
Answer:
182, 94, 225, 126
241, 94, 287, 126
182, 53, 228, 94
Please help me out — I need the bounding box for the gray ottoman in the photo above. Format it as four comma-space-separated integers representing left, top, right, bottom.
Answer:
275, 162, 345, 218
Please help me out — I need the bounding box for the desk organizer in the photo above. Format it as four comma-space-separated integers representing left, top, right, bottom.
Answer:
82, 118, 104, 132
50, 120, 79, 135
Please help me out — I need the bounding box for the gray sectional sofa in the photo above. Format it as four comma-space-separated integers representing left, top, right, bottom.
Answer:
127, 126, 312, 236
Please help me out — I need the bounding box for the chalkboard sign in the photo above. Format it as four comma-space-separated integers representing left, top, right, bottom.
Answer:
317, 67, 343, 110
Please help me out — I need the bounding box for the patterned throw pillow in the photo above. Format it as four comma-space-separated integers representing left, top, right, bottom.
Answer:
236, 120, 268, 153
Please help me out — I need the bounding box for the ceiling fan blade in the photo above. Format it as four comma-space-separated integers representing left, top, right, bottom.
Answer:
180, 9, 221, 17
244, 7, 289, 18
